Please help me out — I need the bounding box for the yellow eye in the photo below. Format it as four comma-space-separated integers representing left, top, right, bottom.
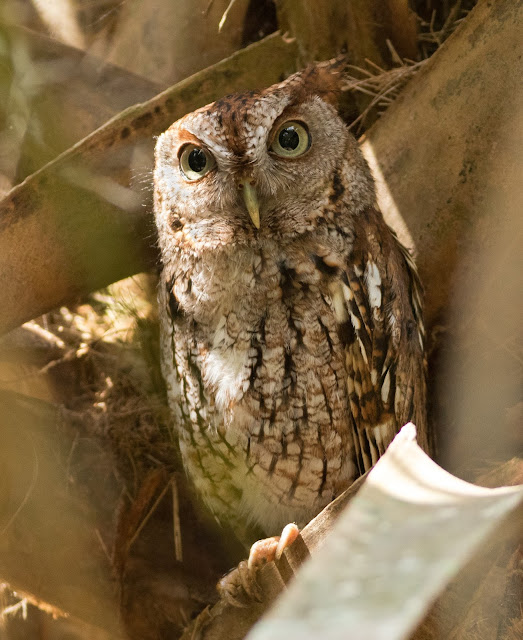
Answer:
270, 121, 311, 158
179, 144, 216, 181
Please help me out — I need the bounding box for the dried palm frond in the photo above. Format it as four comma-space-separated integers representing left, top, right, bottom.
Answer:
342, 57, 427, 132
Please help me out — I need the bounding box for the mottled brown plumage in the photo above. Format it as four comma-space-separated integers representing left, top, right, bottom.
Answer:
154, 64, 427, 546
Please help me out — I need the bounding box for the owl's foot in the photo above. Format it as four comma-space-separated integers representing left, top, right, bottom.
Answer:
217, 523, 300, 607
248, 522, 300, 570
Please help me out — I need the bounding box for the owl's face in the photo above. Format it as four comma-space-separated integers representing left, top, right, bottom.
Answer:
154, 68, 373, 254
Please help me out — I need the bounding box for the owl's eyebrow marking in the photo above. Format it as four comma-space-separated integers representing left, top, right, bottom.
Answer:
176, 130, 205, 148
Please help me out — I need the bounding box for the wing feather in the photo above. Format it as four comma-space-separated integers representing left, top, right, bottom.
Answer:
333, 209, 428, 472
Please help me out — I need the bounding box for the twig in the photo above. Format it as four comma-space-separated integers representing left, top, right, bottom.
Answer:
172, 476, 183, 563
341, 60, 427, 131
126, 479, 171, 552
218, 0, 238, 32
0, 432, 39, 536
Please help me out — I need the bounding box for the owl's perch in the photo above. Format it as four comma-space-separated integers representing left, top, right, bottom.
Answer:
2, 388, 521, 639
177, 472, 370, 640
0, 0, 521, 334
179, 430, 523, 640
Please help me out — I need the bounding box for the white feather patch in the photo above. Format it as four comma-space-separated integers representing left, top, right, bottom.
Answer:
329, 282, 348, 322
373, 422, 390, 445
373, 425, 383, 444
350, 312, 361, 330
357, 337, 368, 365
365, 261, 382, 309
204, 317, 251, 409
381, 370, 391, 403
342, 282, 353, 302
204, 347, 250, 410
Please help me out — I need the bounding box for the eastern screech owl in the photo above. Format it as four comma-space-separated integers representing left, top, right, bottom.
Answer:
154, 64, 428, 545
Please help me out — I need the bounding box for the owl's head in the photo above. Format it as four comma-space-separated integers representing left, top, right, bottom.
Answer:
154, 64, 374, 255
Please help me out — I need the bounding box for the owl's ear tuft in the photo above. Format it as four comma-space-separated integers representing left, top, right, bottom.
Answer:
285, 58, 346, 108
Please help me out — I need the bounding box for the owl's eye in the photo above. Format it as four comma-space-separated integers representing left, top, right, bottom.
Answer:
270, 121, 311, 158
179, 144, 216, 181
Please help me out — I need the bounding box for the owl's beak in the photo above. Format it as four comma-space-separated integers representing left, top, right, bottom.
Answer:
238, 180, 260, 229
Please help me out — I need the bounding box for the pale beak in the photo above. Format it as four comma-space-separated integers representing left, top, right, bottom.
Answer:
239, 180, 260, 229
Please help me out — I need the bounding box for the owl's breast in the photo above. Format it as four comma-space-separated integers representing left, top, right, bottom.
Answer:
161, 246, 359, 534
192, 249, 344, 418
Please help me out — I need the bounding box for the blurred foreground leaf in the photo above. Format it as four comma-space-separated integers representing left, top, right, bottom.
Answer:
0, 390, 122, 636
248, 424, 522, 640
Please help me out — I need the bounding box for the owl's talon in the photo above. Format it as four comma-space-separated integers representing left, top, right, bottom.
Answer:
238, 559, 263, 602
275, 522, 300, 560
247, 523, 299, 569
217, 524, 300, 607
247, 536, 280, 571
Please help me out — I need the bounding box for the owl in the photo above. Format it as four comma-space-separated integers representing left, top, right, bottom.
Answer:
153, 64, 428, 550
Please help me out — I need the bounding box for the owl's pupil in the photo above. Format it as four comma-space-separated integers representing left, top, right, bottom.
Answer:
188, 148, 207, 172
279, 126, 299, 150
